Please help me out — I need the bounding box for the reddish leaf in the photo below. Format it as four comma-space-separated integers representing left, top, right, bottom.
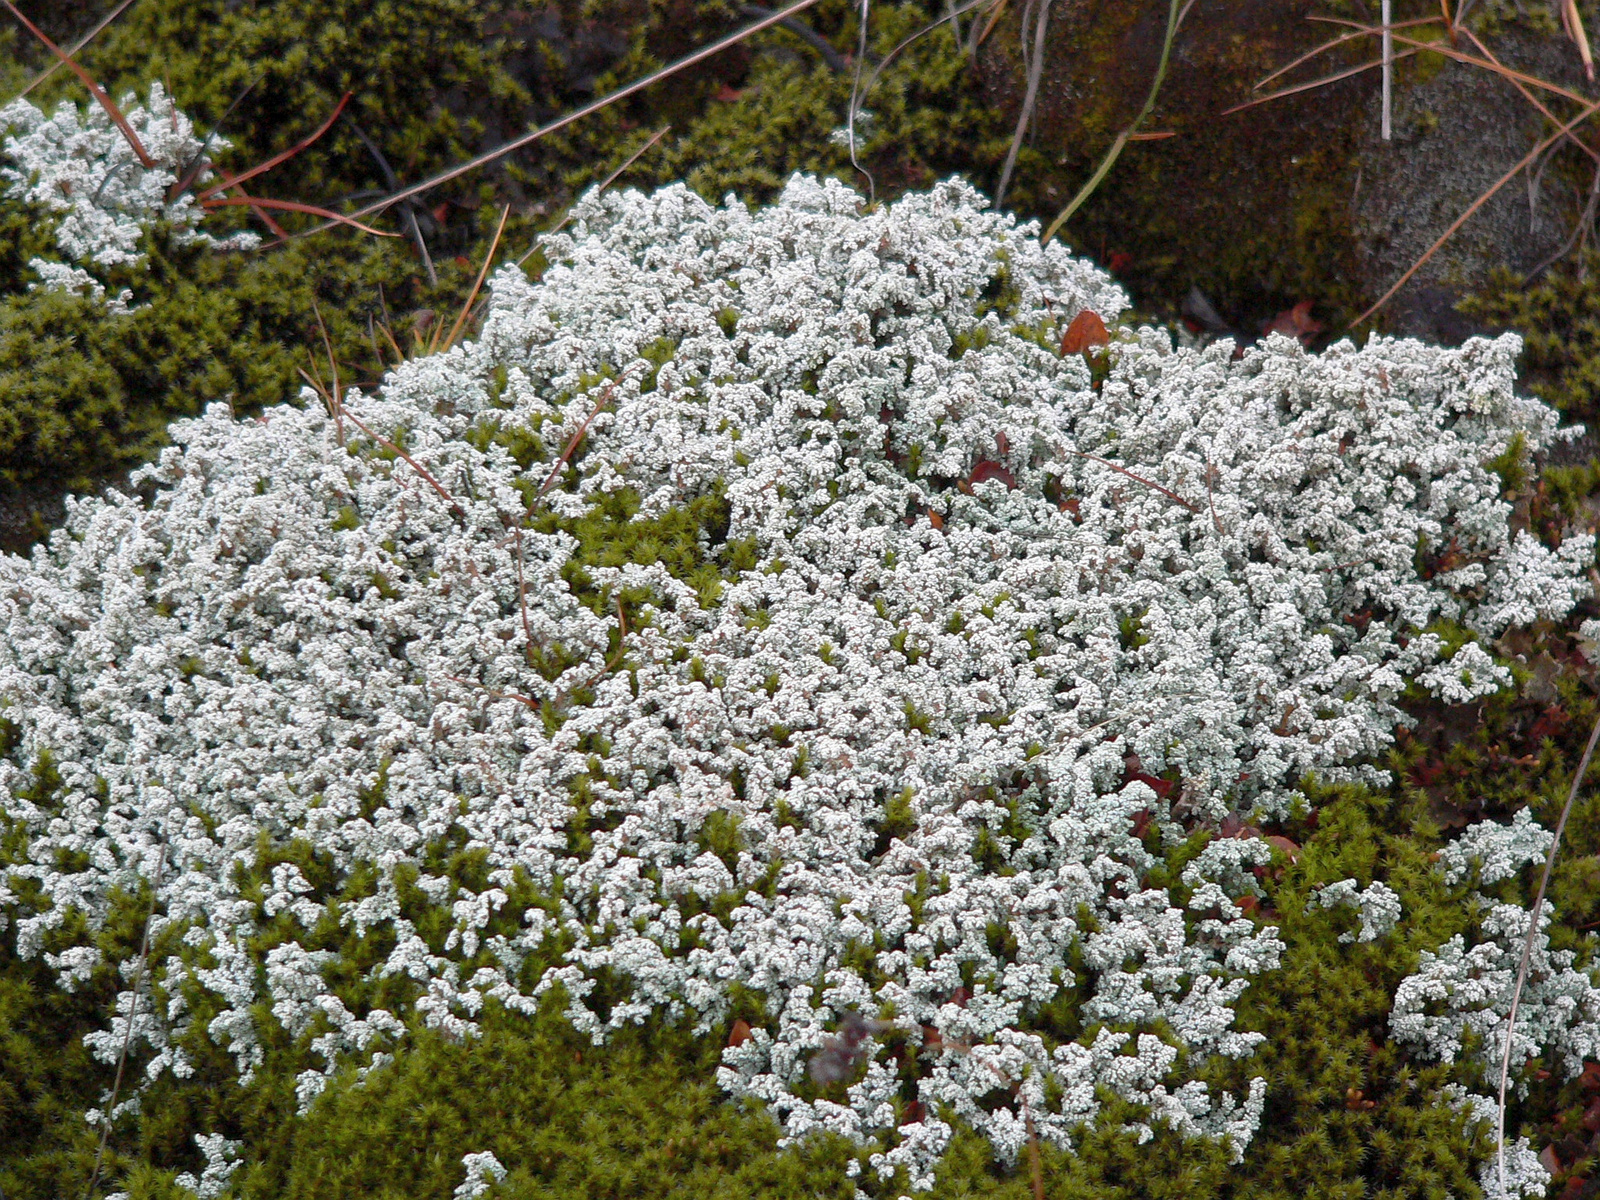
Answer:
1237, 894, 1260, 915
996, 431, 1011, 456
728, 1018, 753, 1047
713, 84, 747, 101
1541, 1146, 1563, 1177
1264, 300, 1324, 346
1128, 808, 1153, 837
967, 460, 1016, 490
928, 510, 945, 531
1107, 250, 1134, 274
1265, 835, 1301, 862
1061, 309, 1110, 356
1062, 496, 1082, 519
921, 1024, 943, 1048
949, 986, 970, 1008
1582, 1060, 1600, 1092
431, 201, 452, 224
901, 1100, 926, 1126
1582, 1096, 1600, 1132
1559, 1177, 1588, 1200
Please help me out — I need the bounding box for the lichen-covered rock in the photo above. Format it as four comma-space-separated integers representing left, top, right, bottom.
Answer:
0, 174, 1591, 1190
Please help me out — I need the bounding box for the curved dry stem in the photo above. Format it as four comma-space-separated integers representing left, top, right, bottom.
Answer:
1496, 707, 1600, 1195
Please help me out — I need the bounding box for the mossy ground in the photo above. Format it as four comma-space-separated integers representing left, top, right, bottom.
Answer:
5, 1, 1600, 1197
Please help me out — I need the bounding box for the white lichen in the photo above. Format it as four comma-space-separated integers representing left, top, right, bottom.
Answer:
1313, 878, 1402, 943
0, 174, 1590, 1188
0, 81, 256, 307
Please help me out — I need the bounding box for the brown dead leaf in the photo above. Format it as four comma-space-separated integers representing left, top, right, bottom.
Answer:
728, 1018, 753, 1047
1060, 309, 1110, 356
967, 460, 1016, 490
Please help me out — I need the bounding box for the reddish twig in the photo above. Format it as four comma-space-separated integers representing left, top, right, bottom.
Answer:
15, 0, 140, 100
341, 409, 465, 518
195, 92, 353, 201
535, 369, 636, 501
1068, 448, 1201, 512
440, 674, 541, 710
199, 194, 396, 238
310, 297, 344, 447
1, 0, 156, 167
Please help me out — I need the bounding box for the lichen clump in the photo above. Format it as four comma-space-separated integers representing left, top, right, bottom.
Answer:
0, 176, 1592, 1191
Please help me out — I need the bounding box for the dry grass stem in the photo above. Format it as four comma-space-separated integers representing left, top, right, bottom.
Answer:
1351, 93, 1600, 327
14, 0, 140, 100
1068, 448, 1201, 512
341, 409, 465, 517
994, 0, 1053, 208
1, 0, 156, 167
1496, 706, 1600, 1195
435, 203, 512, 354
1040, 0, 1195, 243
84, 842, 167, 1200
279, 0, 826, 243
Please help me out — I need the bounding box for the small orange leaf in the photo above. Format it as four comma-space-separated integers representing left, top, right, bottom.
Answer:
928, 510, 944, 530
713, 84, 747, 102
1238, 894, 1260, 915
1264, 300, 1324, 345
728, 1018, 753, 1047
1061, 309, 1110, 356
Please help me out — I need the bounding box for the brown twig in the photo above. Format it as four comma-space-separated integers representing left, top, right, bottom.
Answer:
200, 194, 396, 238
1350, 93, 1600, 328
15, 0, 140, 100
535, 369, 636, 501
310, 297, 344, 447
194, 92, 353, 200
994, 0, 1053, 208
439, 674, 541, 710
515, 526, 536, 668
1068, 448, 1201, 513
84, 841, 167, 1200
1, 0, 156, 167
518, 124, 673, 265
1223, 51, 1421, 117
341, 409, 466, 518
272, 0, 826, 244
1495, 706, 1600, 1196
434, 203, 511, 355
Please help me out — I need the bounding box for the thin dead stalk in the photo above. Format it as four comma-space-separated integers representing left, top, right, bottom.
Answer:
1069, 448, 1201, 513
515, 526, 536, 668
1223, 50, 1421, 117
518, 124, 672, 265
1041, 0, 1196, 244
310, 297, 344, 446
1381, 0, 1393, 140
194, 92, 352, 200
994, 0, 1053, 208
278, 0, 827, 242
434, 203, 511, 355
535, 369, 636, 501
1350, 93, 1600, 328
15, 0, 139, 100
341, 409, 466, 518
1496, 706, 1600, 1195
84, 842, 167, 1200
1, 0, 156, 167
